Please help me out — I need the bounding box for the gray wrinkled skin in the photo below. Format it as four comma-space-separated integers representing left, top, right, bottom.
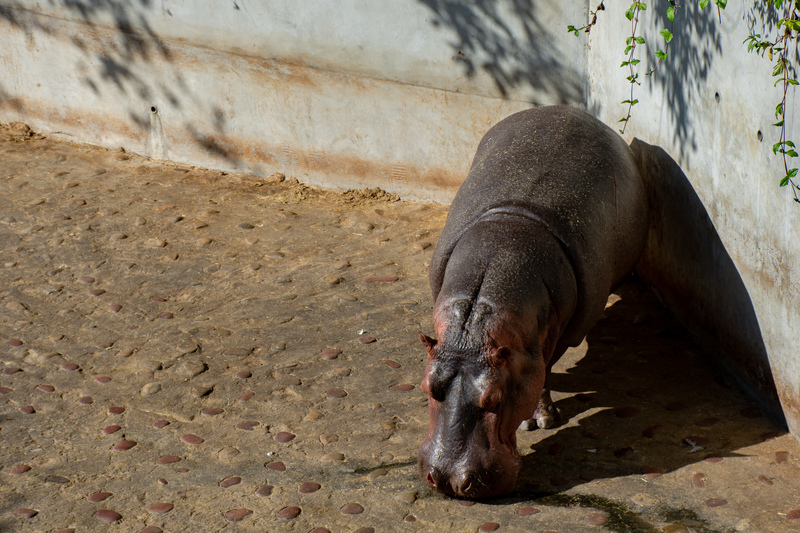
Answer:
420, 106, 649, 498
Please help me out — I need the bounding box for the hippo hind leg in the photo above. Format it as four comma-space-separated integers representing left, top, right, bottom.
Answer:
519, 387, 560, 430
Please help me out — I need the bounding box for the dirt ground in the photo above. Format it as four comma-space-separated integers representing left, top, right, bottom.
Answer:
1, 123, 799, 533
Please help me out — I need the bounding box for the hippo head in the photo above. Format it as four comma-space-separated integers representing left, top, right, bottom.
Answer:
417, 333, 545, 498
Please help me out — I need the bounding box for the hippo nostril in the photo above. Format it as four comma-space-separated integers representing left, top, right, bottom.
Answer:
459, 477, 473, 495
427, 471, 437, 487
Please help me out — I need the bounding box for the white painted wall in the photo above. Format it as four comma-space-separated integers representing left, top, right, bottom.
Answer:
0, 0, 586, 202
588, 1, 800, 433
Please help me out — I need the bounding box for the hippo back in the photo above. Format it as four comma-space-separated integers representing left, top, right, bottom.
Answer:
430, 106, 648, 346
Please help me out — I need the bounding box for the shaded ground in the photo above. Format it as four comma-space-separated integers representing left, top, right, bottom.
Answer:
1, 123, 799, 532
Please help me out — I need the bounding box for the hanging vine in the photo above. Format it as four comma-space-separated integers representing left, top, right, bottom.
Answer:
570, 1, 800, 202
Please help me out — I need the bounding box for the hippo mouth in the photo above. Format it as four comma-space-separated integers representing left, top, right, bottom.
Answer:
418, 439, 521, 499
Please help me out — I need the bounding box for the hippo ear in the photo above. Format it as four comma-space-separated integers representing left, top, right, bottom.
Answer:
419, 333, 438, 359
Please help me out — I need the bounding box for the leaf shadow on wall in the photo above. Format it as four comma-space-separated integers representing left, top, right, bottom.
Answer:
417, 0, 585, 105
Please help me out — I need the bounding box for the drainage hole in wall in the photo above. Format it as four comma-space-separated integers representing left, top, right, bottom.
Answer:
714, 92, 720, 103
150, 106, 158, 114
757, 130, 763, 142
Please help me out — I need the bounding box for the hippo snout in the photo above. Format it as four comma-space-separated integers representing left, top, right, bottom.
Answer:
418, 438, 521, 498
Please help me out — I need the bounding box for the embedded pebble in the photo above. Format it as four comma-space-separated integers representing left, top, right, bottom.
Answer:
109, 304, 122, 313
157, 456, 181, 465
202, 407, 224, 416
705, 498, 728, 507
479, 523, 500, 532
9, 339, 23, 346
367, 469, 388, 481
3, 366, 21, 374
516, 507, 540, 516
95, 509, 122, 521
103, 425, 121, 434
757, 474, 774, 486
14, 508, 38, 518
277, 506, 301, 519
142, 383, 162, 395
0, 386, 12, 394
79, 276, 96, 284
267, 461, 286, 471
153, 419, 170, 428
108, 406, 125, 414
256, 484, 274, 497
235, 370, 252, 379
223, 346, 252, 357
112, 440, 137, 451
88, 491, 112, 502
20, 405, 36, 414
326, 388, 347, 398
321, 453, 345, 462
225, 508, 252, 521
220, 476, 242, 488
236, 420, 260, 430
787, 510, 800, 519
181, 433, 204, 444
298, 481, 321, 493
117, 347, 135, 357
11, 464, 31, 475
775, 451, 790, 464
90, 289, 106, 296
341, 502, 364, 514
384, 359, 401, 368
38, 384, 55, 392
391, 383, 415, 391
149, 502, 174, 513
585, 512, 608, 526
139, 527, 163, 533
358, 335, 377, 344
159, 311, 174, 319
62, 363, 79, 371
322, 348, 341, 359
275, 431, 296, 443
147, 238, 167, 247
692, 473, 706, 488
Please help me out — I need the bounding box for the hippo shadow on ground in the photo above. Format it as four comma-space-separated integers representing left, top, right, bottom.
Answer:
508, 279, 785, 499
507, 140, 789, 500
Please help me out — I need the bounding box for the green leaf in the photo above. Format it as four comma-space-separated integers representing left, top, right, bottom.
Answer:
625, 5, 635, 20
776, 103, 784, 118
637, 2, 647, 10
789, 79, 800, 85
655, 49, 667, 60
667, 6, 675, 21
786, 150, 798, 157
660, 29, 674, 42
774, 120, 785, 127
700, 0, 710, 8
635, 36, 646, 44
785, 19, 800, 31
789, 168, 799, 177
780, 176, 790, 187
773, 142, 782, 154
715, 0, 727, 8
630, 58, 641, 66
625, 45, 635, 55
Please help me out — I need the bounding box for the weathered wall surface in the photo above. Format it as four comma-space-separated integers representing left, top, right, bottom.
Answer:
1, 1, 799, 435
588, 2, 800, 433
0, 0, 586, 202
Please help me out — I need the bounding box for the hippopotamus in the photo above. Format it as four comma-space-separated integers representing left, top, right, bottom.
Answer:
418, 105, 649, 498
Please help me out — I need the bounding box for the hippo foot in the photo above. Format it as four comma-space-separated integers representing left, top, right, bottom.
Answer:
519, 388, 560, 431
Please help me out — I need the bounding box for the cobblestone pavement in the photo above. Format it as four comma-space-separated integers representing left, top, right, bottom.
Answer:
2, 123, 800, 533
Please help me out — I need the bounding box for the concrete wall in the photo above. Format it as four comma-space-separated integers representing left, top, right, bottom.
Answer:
1, 1, 799, 434
588, 2, 800, 433
0, 0, 586, 202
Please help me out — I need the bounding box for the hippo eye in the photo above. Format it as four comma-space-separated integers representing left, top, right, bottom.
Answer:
479, 387, 503, 412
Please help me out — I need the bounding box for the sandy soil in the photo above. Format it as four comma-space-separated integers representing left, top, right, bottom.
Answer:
1, 122, 799, 532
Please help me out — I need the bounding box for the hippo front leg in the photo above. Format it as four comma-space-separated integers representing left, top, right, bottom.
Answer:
519, 386, 560, 430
